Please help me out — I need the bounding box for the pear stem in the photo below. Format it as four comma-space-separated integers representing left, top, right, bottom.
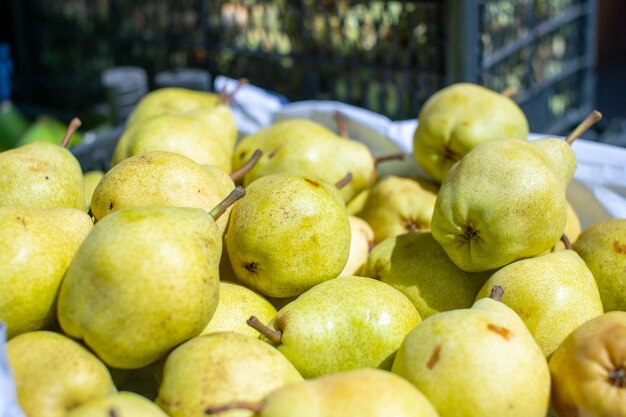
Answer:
209, 186, 245, 221
565, 110, 602, 146
335, 172, 353, 189
230, 149, 263, 182
334, 111, 349, 138
374, 153, 405, 166
500, 86, 519, 98
489, 285, 504, 302
61, 117, 82, 148
219, 78, 249, 105
247, 316, 282, 345
205, 401, 263, 415
560, 233, 573, 250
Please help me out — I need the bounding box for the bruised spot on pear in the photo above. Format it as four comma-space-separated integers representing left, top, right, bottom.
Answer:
108, 201, 114, 211
16, 216, 27, 230
487, 323, 512, 340
304, 178, 320, 188
245, 262, 259, 273
613, 240, 626, 254
268, 149, 279, 159
239, 150, 247, 160
427, 344, 442, 369
109, 408, 118, 417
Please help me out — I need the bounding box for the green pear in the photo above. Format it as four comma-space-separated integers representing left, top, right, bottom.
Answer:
356, 175, 437, 243
0, 206, 93, 339
17, 115, 82, 147
573, 218, 626, 311
207, 368, 440, 417
413, 83, 529, 183
475, 250, 603, 357
361, 232, 491, 319
91, 151, 235, 234
248, 276, 421, 378
7, 331, 116, 417
232, 118, 376, 202
0, 118, 84, 210
431, 137, 573, 272
346, 187, 370, 215
126, 87, 220, 128
225, 173, 351, 298
200, 282, 277, 339
339, 215, 375, 276
551, 201, 582, 251
549, 311, 626, 417
66, 392, 169, 417
57, 189, 244, 369
82, 170, 104, 212
156, 331, 302, 417
392, 287, 550, 417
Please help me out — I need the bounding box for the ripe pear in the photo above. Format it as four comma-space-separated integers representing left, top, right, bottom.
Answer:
413, 82, 529, 183
91, 151, 235, 234
0, 206, 93, 339
126, 87, 220, 128
361, 232, 491, 319
549, 311, 626, 417
156, 331, 302, 417
339, 215, 375, 276
248, 276, 421, 378
475, 250, 604, 356
200, 282, 277, 339
551, 201, 582, 251
356, 175, 436, 243
0, 118, 84, 210
346, 187, 370, 215
207, 368, 440, 417
6, 331, 116, 417
82, 170, 104, 212
392, 287, 551, 417
225, 173, 351, 298
66, 392, 169, 417
57, 191, 243, 369
431, 137, 573, 272
573, 218, 626, 311
232, 118, 377, 202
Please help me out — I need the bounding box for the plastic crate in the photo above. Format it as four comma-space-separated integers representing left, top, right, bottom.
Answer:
9, 0, 597, 134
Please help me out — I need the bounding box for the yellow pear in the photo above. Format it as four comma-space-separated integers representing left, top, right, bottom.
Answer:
340, 215, 375, 276
82, 170, 104, 212
66, 392, 169, 417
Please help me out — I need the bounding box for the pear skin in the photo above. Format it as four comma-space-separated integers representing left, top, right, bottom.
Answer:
0, 207, 93, 339
549, 311, 626, 417
340, 215, 375, 276
7, 331, 116, 417
82, 170, 104, 212
573, 218, 626, 311
66, 392, 169, 417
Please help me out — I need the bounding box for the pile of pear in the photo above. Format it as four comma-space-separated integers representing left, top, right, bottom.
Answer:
1, 82, 625, 417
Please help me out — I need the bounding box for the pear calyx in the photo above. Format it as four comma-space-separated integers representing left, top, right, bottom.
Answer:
335, 172, 353, 189
489, 285, 504, 302
247, 315, 282, 345
609, 367, 625, 388
205, 401, 263, 415
61, 117, 82, 148
230, 149, 263, 182
219, 78, 249, 105
565, 110, 602, 146
209, 185, 245, 220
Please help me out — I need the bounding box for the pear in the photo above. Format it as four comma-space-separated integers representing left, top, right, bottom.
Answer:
413, 82, 529, 183
549, 311, 626, 417
6, 331, 116, 417
356, 175, 437, 243
66, 392, 169, 417
126, 87, 220, 128
392, 287, 551, 417
551, 201, 582, 251
573, 218, 626, 311
346, 187, 370, 215
0, 206, 93, 339
200, 282, 277, 339
0, 118, 84, 210
232, 118, 377, 202
225, 173, 351, 298
156, 331, 302, 417
82, 170, 104, 212
361, 232, 491, 319
206, 368, 440, 417
248, 276, 421, 378
339, 215, 375, 276
90, 151, 236, 234
57, 188, 244, 369
475, 250, 603, 357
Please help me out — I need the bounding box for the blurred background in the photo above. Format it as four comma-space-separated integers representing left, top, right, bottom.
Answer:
0, 0, 624, 152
